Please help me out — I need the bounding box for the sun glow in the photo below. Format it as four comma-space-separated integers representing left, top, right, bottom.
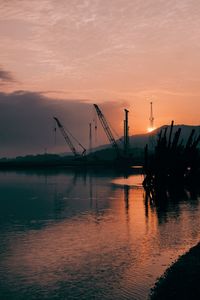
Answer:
147, 127, 155, 133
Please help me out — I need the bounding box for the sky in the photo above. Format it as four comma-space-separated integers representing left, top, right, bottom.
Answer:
0, 0, 200, 156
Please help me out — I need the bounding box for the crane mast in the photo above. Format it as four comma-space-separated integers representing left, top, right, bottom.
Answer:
149, 101, 154, 129
54, 117, 86, 157
124, 109, 129, 156
93, 104, 120, 155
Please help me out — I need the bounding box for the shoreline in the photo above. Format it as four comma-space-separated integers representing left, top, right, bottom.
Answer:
149, 242, 200, 300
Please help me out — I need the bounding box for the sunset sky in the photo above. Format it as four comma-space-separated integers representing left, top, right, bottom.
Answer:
0, 0, 200, 156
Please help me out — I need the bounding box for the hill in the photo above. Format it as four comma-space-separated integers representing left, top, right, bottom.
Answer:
87, 124, 200, 164
0, 124, 199, 168
92, 124, 200, 151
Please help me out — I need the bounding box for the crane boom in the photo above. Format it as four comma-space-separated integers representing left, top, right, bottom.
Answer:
54, 117, 86, 156
93, 104, 120, 154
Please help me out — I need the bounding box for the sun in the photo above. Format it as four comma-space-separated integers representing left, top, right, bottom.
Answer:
147, 127, 155, 133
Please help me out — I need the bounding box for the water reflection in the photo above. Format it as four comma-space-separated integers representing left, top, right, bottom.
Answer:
144, 182, 200, 225
0, 170, 199, 300
124, 185, 130, 214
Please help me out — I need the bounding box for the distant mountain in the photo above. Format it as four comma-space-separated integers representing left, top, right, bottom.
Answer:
129, 124, 200, 148
58, 125, 200, 159
92, 124, 200, 151
86, 124, 200, 164
1, 125, 198, 167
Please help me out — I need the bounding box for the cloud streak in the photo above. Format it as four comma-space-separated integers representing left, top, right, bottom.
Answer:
0, 66, 15, 84
1, 0, 200, 92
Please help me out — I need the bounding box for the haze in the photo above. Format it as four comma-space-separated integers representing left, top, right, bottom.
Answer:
0, 0, 200, 156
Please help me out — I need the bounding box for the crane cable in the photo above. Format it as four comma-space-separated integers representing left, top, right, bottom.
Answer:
93, 106, 98, 145
108, 121, 124, 146
54, 120, 57, 145
64, 126, 86, 152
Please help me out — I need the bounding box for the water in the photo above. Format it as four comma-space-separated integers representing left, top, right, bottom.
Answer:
0, 169, 199, 300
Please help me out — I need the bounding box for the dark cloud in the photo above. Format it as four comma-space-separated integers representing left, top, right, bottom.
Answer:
0, 66, 15, 84
0, 91, 125, 157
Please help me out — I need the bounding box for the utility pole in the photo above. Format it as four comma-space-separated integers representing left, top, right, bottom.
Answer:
89, 122, 92, 153
124, 109, 129, 156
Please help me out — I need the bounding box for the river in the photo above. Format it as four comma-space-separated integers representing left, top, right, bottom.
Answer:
0, 169, 199, 299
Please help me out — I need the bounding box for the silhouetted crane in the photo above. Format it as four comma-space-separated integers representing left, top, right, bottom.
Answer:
54, 117, 86, 157
149, 101, 154, 129
93, 104, 120, 156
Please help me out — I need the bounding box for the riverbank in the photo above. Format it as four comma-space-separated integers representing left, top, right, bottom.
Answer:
150, 242, 200, 300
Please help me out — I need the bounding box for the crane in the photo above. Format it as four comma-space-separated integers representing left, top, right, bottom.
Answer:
53, 117, 86, 157
93, 104, 120, 155
148, 101, 155, 132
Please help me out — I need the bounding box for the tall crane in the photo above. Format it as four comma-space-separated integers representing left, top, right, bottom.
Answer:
54, 117, 86, 157
149, 102, 154, 130
93, 104, 120, 155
